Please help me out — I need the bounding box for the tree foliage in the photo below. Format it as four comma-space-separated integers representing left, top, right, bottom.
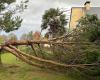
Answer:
77, 14, 100, 42
0, 0, 28, 32
41, 8, 67, 38
20, 33, 28, 40
8, 33, 17, 41
27, 31, 33, 40
0, 0, 28, 65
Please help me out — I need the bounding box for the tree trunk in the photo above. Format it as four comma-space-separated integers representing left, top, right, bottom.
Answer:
3, 46, 43, 68
3, 45, 99, 68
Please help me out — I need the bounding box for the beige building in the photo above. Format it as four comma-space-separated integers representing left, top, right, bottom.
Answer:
69, 1, 100, 29
69, 7, 85, 29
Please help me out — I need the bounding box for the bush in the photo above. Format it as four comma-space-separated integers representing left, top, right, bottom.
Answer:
85, 50, 99, 63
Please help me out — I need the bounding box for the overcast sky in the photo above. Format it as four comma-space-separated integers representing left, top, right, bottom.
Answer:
1, 0, 100, 38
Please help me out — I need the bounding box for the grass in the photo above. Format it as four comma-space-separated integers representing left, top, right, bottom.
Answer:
0, 53, 99, 80
0, 53, 75, 80
2, 53, 17, 64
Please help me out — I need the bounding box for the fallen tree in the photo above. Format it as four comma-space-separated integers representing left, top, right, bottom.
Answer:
3, 46, 43, 68
0, 40, 99, 70
0, 40, 92, 47
2, 45, 100, 69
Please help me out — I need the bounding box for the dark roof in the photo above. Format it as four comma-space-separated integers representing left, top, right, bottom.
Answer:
84, 1, 91, 5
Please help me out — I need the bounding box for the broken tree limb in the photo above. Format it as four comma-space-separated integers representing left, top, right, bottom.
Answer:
0, 40, 93, 47
30, 44, 38, 57
3, 46, 43, 68
48, 33, 73, 41
5, 45, 100, 68
37, 43, 45, 59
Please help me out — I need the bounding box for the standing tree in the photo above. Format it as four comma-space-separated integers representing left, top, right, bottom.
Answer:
20, 33, 28, 40
41, 8, 67, 38
0, 0, 28, 65
27, 31, 33, 40
8, 33, 17, 41
20, 31, 34, 40
0, 0, 28, 32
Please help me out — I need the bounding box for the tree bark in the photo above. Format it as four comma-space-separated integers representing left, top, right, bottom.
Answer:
3, 45, 100, 68
30, 44, 38, 56
1, 40, 92, 47
3, 46, 43, 68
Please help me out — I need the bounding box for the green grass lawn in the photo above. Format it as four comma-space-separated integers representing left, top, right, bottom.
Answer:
0, 53, 74, 80
0, 53, 98, 80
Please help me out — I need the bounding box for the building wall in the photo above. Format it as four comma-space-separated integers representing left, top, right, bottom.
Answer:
86, 7, 100, 18
69, 7, 85, 29
33, 31, 41, 41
